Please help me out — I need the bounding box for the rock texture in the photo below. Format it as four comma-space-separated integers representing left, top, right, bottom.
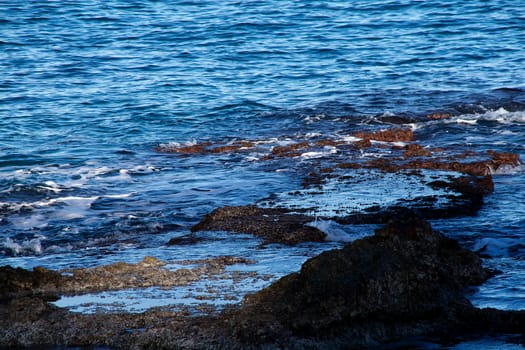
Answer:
221, 215, 499, 348
191, 205, 326, 245
2, 123, 524, 348
2, 216, 525, 349
0, 255, 252, 299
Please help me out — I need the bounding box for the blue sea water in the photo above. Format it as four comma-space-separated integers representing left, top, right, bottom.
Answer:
1, 0, 525, 347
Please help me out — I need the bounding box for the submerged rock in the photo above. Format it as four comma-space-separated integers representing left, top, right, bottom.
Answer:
0, 255, 254, 299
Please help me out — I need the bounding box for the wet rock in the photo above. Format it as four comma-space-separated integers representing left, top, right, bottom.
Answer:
376, 113, 419, 124
157, 141, 213, 154
402, 143, 432, 157
167, 234, 207, 246
352, 138, 372, 149
427, 112, 452, 120
354, 127, 414, 142
315, 139, 345, 147
0, 255, 256, 299
2, 217, 525, 349
191, 205, 326, 245
156, 140, 255, 155
358, 149, 522, 177
222, 215, 504, 348
59, 256, 200, 292
271, 141, 311, 157
0, 265, 66, 301
487, 150, 522, 169
211, 144, 244, 153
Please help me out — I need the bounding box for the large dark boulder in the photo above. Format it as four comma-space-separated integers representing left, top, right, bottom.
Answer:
224, 215, 497, 348
2, 215, 525, 349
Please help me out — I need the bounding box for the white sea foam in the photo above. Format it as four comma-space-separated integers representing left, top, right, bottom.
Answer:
482, 108, 525, 124
341, 135, 361, 143
50, 196, 98, 220
300, 146, 337, 159
444, 108, 525, 126
492, 164, 525, 175
8, 213, 49, 229
2, 237, 43, 256
304, 132, 322, 138
40, 181, 63, 193
306, 219, 372, 242
455, 118, 478, 125
472, 237, 523, 257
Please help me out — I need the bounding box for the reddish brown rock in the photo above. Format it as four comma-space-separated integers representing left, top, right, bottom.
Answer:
211, 145, 243, 153
354, 127, 414, 142
336, 162, 361, 169
402, 143, 432, 158
353, 138, 372, 149
487, 150, 522, 168
235, 141, 255, 148
156, 142, 213, 154
315, 139, 344, 147
156, 140, 256, 155
271, 142, 311, 157
427, 112, 452, 120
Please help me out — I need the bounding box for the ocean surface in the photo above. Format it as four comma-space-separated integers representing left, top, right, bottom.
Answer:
1, 0, 525, 348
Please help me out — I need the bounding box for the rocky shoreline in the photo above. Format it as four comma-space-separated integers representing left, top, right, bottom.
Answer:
1, 126, 524, 349
2, 215, 525, 349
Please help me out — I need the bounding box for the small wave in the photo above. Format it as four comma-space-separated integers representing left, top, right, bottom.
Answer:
306, 219, 373, 242
300, 147, 338, 160
1, 237, 43, 256
443, 108, 525, 126
472, 237, 525, 258
492, 164, 525, 175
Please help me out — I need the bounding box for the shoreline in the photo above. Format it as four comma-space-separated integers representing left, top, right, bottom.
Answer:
1, 126, 524, 349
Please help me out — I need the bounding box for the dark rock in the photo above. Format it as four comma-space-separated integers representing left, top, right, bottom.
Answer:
0, 265, 63, 301
376, 113, 419, 124
167, 234, 207, 246
191, 205, 326, 245
2, 216, 525, 349
223, 215, 499, 348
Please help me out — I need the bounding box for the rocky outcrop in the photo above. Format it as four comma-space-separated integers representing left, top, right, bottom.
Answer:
219, 215, 524, 349
1, 216, 525, 349
3, 123, 524, 348
191, 205, 326, 245
353, 127, 414, 142
0, 256, 253, 299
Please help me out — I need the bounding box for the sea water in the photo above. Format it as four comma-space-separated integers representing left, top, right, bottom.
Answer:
1, 1, 525, 347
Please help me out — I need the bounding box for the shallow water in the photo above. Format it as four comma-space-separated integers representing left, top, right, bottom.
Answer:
1, 0, 525, 347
